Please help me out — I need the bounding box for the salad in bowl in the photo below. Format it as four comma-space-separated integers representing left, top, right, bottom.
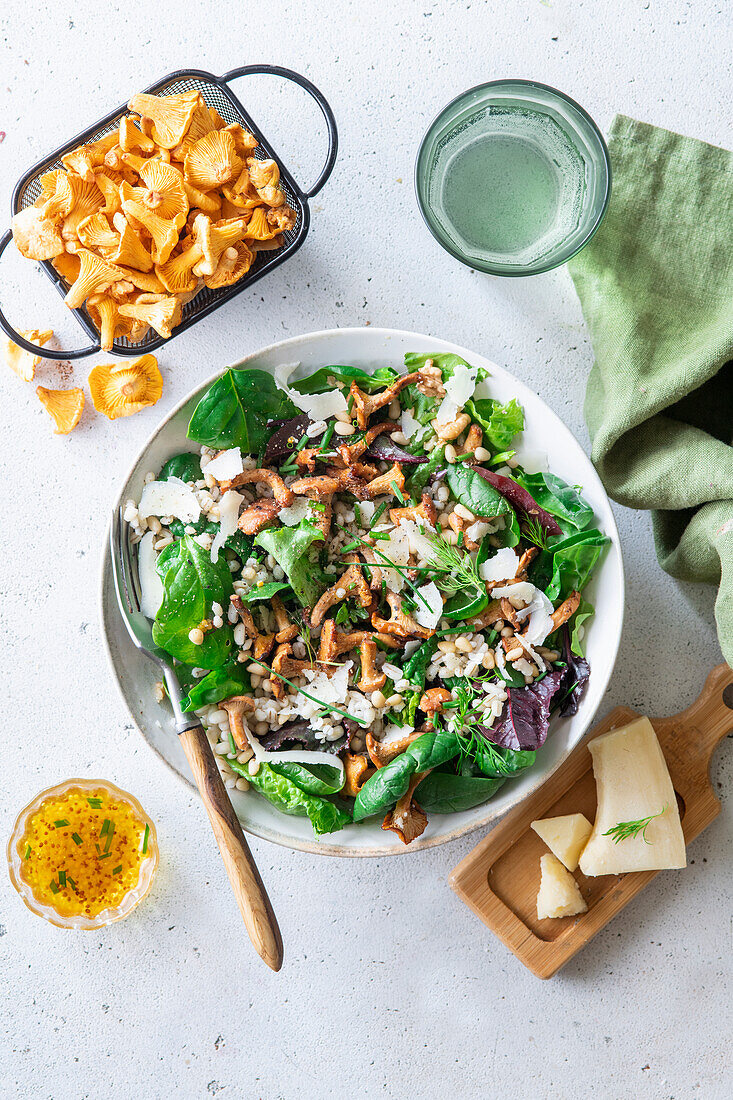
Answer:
125, 351, 609, 844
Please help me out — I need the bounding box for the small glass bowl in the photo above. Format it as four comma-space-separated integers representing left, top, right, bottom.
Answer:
7, 778, 158, 930
415, 79, 611, 276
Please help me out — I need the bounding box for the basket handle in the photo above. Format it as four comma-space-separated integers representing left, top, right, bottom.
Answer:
219, 65, 338, 199
0, 229, 101, 360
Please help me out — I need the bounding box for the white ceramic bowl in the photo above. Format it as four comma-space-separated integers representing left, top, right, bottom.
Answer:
100, 327, 624, 856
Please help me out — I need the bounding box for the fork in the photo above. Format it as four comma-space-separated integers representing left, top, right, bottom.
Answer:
110, 508, 283, 971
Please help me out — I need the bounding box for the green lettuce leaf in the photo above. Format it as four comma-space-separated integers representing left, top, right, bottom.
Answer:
254, 519, 326, 608
466, 397, 524, 451
229, 759, 350, 836
516, 471, 595, 536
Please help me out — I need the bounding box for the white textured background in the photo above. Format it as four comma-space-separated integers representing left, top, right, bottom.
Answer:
1, 2, 731, 1098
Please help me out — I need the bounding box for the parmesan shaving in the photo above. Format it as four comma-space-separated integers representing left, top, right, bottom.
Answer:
412, 580, 444, 630
277, 496, 312, 527
434, 363, 478, 426
401, 406, 421, 442
245, 731, 346, 785
479, 547, 520, 584
210, 490, 243, 563
274, 360, 348, 420
300, 661, 352, 708
138, 476, 201, 523
205, 447, 243, 482
138, 531, 164, 620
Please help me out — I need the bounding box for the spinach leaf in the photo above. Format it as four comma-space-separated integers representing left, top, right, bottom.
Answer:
405, 443, 445, 497
152, 535, 234, 667
544, 529, 609, 601
414, 769, 504, 813
229, 759, 350, 836
243, 580, 293, 604
254, 518, 325, 608
446, 463, 515, 522
515, 472, 594, 535
352, 728, 461, 821
466, 397, 524, 451
294, 364, 399, 396
570, 598, 594, 657
160, 451, 203, 483
155, 540, 181, 580
181, 660, 252, 712
187, 368, 298, 452
443, 585, 489, 621
471, 741, 537, 778
269, 761, 344, 796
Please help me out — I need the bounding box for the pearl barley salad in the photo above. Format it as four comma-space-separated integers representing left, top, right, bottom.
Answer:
127, 354, 609, 844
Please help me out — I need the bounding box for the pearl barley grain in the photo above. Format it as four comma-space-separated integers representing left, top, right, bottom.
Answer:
188, 628, 204, 646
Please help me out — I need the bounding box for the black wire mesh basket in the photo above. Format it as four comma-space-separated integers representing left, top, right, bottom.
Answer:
0, 65, 338, 360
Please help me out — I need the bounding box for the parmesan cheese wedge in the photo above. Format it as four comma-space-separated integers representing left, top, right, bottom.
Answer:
536, 854, 588, 919
578, 717, 686, 876
531, 813, 593, 872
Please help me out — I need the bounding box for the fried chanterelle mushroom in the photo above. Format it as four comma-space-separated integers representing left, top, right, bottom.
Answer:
10, 88, 298, 348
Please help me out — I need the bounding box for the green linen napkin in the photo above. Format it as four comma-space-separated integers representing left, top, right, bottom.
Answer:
569, 115, 733, 666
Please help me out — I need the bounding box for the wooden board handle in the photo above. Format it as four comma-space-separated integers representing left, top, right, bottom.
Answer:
663, 663, 733, 762
179, 724, 283, 972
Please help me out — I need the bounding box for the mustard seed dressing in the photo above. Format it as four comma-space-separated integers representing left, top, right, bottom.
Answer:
8, 779, 157, 927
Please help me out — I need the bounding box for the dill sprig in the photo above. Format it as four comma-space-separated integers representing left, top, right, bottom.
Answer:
521, 515, 551, 551
423, 533, 484, 597
602, 806, 667, 844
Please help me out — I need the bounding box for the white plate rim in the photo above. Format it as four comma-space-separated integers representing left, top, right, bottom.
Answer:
99, 326, 624, 857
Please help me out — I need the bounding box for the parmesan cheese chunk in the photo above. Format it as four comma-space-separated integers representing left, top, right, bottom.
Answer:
578, 717, 686, 876
434, 363, 478, 426
412, 581, 444, 630
138, 476, 201, 523
479, 548, 520, 584
274, 360, 348, 419
138, 531, 164, 620
531, 813, 593, 871
205, 447, 243, 482
210, 489, 243, 563
536, 854, 588, 919
277, 495, 312, 527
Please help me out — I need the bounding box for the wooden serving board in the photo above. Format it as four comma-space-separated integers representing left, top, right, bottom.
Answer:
449, 664, 733, 979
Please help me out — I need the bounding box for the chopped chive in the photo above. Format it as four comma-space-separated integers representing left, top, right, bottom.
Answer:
353, 502, 362, 526
228, 729, 237, 755
362, 563, 372, 583
24, 844, 31, 860
87, 797, 103, 808
296, 433, 311, 451
371, 531, 390, 541
142, 823, 150, 855
58, 870, 67, 887
97, 852, 111, 860
390, 481, 405, 505
100, 819, 111, 838
319, 422, 335, 452
53, 819, 69, 828
67, 876, 77, 893
104, 822, 115, 853
370, 501, 388, 528
112, 865, 122, 875
454, 452, 475, 464
49, 880, 59, 894
457, 531, 464, 548
71, 832, 83, 846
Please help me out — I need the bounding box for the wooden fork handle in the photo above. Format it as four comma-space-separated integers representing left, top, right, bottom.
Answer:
178, 723, 283, 972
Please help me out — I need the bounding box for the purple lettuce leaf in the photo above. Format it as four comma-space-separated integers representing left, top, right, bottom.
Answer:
365, 435, 427, 465
263, 414, 319, 465
475, 468, 561, 536
259, 718, 353, 755
486, 668, 567, 751
558, 624, 590, 716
